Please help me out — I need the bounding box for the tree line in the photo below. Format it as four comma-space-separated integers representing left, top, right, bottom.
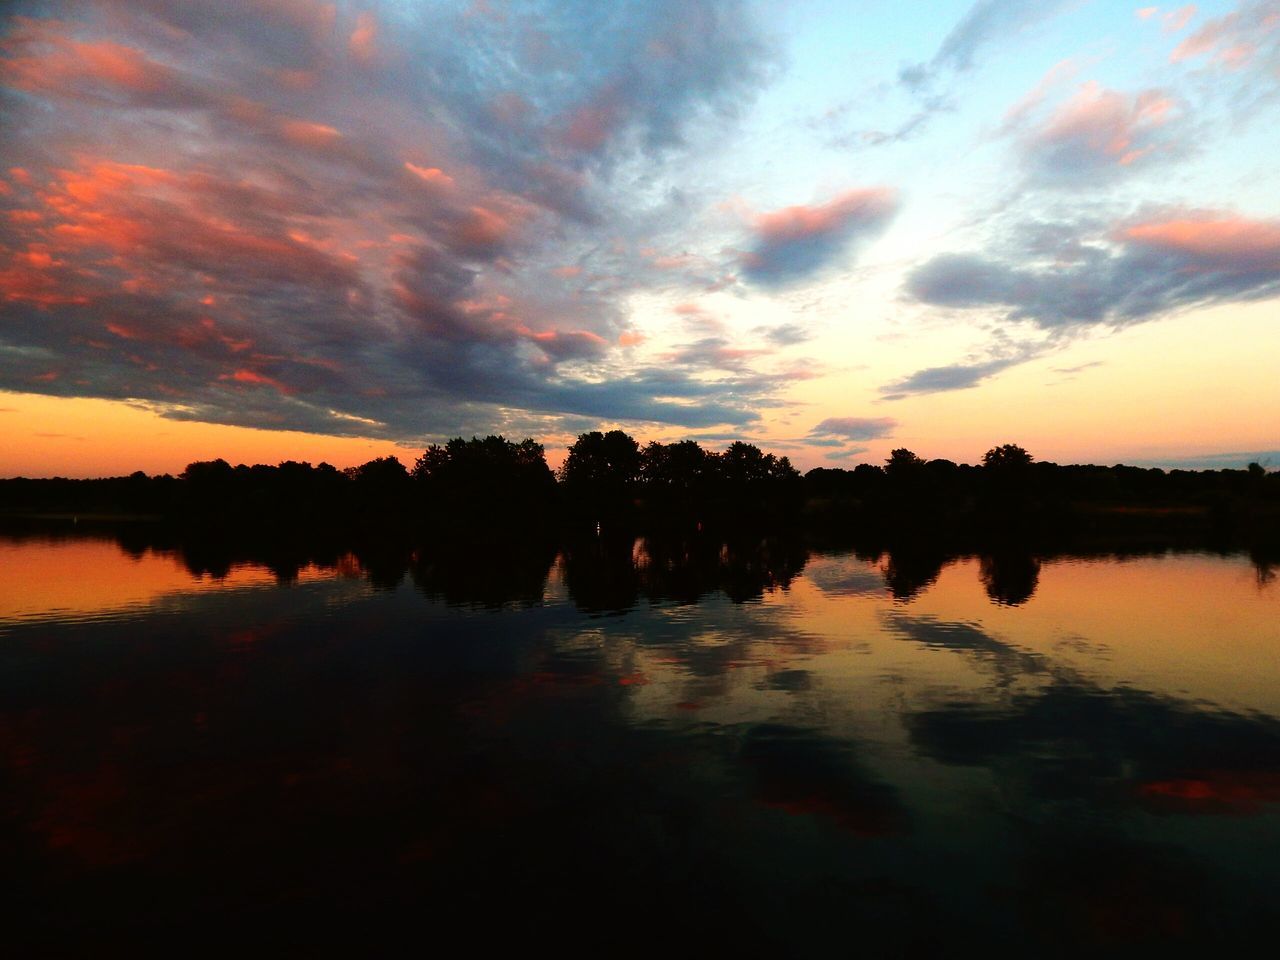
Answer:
0, 432, 1276, 542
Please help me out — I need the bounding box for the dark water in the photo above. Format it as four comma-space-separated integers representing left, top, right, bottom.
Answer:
2, 531, 1278, 954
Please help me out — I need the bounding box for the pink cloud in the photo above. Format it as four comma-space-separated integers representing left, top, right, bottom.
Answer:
1163, 4, 1197, 33
1001, 58, 1080, 132
752, 189, 896, 245
449, 204, 522, 254
1170, 2, 1278, 68
740, 188, 898, 285
561, 95, 623, 153
1023, 81, 1180, 174
349, 11, 378, 63
1123, 215, 1280, 268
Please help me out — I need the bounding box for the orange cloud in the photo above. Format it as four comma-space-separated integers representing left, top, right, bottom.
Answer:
280, 119, 343, 147
221, 369, 297, 395
404, 162, 455, 188
0, 23, 195, 107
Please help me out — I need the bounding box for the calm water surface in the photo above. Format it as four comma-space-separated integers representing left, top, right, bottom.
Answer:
3, 531, 1278, 953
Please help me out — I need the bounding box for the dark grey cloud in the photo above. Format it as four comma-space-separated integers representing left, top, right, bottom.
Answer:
739, 188, 898, 287
907, 214, 1280, 329
809, 416, 898, 441
886, 209, 1280, 396
0, 0, 781, 441
757, 323, 814, 346
881, 355, 1029, 399
823, 446, 869, 460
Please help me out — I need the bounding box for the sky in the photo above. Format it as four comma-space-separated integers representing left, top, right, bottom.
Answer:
1, 0, 1278, 477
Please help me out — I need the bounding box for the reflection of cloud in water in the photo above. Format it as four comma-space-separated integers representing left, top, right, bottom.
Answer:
906, 680, 1280, 815
1013, 833, 1211, 949
754, 668, 813, 692
1052, 634, 1112, 659
740, 724, 909, 837
882, 612, 1047, 683
803, 554, 885, 597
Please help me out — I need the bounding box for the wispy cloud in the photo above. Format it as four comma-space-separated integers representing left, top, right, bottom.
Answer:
881, 354, 1035, 399
899, 0, 1077, 89
809, 416, 898, 441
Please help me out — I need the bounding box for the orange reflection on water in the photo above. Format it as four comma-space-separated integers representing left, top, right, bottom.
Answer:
0, 537, 344, 625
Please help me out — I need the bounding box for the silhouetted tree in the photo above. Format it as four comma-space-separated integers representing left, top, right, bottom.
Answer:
717, 441, 798, 488
561, 430, 641, 517
982, 444, 1033, 471
980, 444, 1035, 512
413, 436, 556, 526
347, 456, 411, 515
884, 448, 925, 481
640, 440, 710, 493
182, 459, 235, 486
638, 440, 714, 518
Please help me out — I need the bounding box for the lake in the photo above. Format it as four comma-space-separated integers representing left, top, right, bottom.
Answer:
3, 528, 1278, 953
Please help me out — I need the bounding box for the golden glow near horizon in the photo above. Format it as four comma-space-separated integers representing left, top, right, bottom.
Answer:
0, 392, 411, 478
4, 295, 1276, 478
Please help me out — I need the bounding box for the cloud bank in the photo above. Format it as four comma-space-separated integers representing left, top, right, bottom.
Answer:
0, 0, 784, 440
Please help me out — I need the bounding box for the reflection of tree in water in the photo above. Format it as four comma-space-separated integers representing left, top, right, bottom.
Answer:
1251, 543, 1277, 588
880, 547, 948, 601
409, 537, 558, 609
559, 533, 643, 614
167, 534, 358, 585
562, 532, 809, 613
349, 543, 413, 592
979, 552, 1041, 606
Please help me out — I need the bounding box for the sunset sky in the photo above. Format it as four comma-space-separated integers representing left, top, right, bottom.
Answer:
1, 0, 1277, 477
